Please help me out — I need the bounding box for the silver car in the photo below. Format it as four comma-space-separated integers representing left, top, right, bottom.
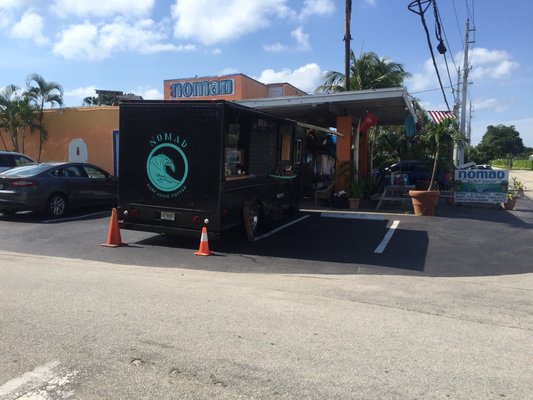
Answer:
0, 151, 36, 173
0, 162, 117, 217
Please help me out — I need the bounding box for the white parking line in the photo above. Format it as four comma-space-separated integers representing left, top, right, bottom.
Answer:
0, 361, 79, 400
374, 220, 400, 254
253, 215, 310, 241
41, 210, 109, 224
320, 212, 385, 220
0, 361, 60, 397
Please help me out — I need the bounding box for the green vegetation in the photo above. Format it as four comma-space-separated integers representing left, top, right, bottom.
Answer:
316, 50, 411, 93
491, 159, 533, 170
0, 74, 63, 159
470, 124, 532, 167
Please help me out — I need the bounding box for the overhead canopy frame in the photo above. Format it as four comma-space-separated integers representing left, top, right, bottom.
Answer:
237, 87, 416, 129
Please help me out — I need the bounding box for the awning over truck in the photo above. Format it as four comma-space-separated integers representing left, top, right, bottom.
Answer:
236, 87, 416, 129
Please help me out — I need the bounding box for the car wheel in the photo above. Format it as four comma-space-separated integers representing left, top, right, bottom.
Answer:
47, 193, 68, 217
243, 202, 261, 241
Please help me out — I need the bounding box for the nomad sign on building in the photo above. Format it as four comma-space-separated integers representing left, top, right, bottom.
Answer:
169, 79, 234, 99
454, 169, 509, 203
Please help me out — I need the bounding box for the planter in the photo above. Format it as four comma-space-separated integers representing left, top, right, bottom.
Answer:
501, 197, 517, 210
409, 190, 440, 216
348, 197, 360, 209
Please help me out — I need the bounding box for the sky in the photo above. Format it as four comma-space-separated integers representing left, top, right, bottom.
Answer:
1, 0, 532, 147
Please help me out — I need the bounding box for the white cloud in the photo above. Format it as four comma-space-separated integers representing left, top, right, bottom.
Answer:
408, 47, 519, 93
472, 98, 508, 113
133, 86, 163, 100
64, 85, 97, 103
263, 43, 289, 53
406, 59, 436, 92
300, 0, 335, 19
51, 0, 154, 18
291, 27, 311, 51
11, 11, 48, 46
0, 13, 9, 28
0, 0, 32, 9
171, 0, 293, 45
365, 0, 377, 7
53, 19, 190, 60
470, 48, 519, 80
255, 63, 324, 93
218, 67, 239, 75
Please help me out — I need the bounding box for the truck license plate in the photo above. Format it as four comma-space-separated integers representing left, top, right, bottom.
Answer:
160, 211, 175, 221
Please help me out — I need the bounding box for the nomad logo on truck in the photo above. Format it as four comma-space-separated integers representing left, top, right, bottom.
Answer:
146, 133, 188, 198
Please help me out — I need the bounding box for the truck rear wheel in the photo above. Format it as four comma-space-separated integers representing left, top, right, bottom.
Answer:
243, 202, 260, 241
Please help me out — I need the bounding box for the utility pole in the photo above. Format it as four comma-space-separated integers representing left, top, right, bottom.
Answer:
344, 0, 352, 91
456, 18, 474, 166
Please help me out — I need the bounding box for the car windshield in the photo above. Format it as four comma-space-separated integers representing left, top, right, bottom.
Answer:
0, 163, 49, 177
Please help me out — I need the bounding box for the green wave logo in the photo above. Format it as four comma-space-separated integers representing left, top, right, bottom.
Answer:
146, 143, 188, 192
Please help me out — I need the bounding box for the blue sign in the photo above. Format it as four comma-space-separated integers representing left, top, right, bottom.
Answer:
170, 79, 234, 98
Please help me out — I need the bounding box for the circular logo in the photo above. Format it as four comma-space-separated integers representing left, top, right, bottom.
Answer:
146, 143, 188, 192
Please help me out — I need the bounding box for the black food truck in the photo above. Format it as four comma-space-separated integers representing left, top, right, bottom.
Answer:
117, 100, 306, 240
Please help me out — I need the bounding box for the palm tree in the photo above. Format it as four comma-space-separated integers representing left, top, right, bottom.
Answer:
316, 50, 411, 92
16, 96, 38, 154
0, 85, 40, 153
25, 73, 64, 160
0, 84, 23, 151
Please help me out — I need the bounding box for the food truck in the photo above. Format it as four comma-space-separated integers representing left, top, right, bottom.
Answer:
117, 100, 306, 240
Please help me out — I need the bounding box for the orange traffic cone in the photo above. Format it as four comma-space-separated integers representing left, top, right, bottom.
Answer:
102, 208, 127, 247
194, 227, 213, 256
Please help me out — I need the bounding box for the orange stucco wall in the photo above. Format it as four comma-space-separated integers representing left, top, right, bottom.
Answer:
20, 107, 118, 173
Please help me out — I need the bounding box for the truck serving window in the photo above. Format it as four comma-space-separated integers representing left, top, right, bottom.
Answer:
280, 124, 292, 162
225, 123, 246, 178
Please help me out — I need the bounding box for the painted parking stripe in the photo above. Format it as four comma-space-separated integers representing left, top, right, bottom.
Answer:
0, 361, 79, 399
0, 361, 60, 397
253, 215, 310, 241
374, 220, 400, 254
320, 212, 385, 220
41, 210, 110, 224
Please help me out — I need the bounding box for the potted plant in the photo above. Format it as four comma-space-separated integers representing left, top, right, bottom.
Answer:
502, 177, 526, 210
409, 118, 463, 216
348, 178, 365, 209
334, 160, 362, 209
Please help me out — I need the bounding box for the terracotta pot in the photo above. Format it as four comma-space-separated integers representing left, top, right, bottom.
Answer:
502, 197, 517, 210
348, 197, 360, 209
409, 190, 440, 216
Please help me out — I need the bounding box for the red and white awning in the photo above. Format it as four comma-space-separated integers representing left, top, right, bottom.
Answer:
427, 110, 456, 124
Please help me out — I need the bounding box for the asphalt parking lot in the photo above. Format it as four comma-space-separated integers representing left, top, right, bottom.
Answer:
1, 184, 533, 277
2, 171, 532, 400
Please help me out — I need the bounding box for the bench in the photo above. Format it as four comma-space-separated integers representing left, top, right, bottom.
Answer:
375, 185, 415, 210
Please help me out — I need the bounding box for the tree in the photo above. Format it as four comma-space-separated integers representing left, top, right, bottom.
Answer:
475, 125, 525, 163
421, 118, 464, 190
25, 73, 64, 160
316, 50, 411, 92
0, 85, 37, 152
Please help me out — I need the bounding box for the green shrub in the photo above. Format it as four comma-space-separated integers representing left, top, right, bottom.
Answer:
490, 159, 533, 170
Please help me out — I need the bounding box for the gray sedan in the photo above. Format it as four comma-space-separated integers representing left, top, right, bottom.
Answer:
0, 162, 117, 217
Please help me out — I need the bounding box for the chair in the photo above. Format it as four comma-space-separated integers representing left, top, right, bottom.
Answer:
314, 182, 334, 207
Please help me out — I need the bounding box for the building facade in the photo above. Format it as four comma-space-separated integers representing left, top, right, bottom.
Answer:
164, 73, 307, 101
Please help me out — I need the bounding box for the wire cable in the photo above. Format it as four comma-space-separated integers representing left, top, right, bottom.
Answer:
408, 0, 451, 111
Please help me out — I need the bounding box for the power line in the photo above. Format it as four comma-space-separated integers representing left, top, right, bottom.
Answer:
432, 0, 457, 103
408, 0, 451, 111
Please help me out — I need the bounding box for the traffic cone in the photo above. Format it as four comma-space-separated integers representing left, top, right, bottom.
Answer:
102, 208, 127, 247
194, 227, 213, 256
